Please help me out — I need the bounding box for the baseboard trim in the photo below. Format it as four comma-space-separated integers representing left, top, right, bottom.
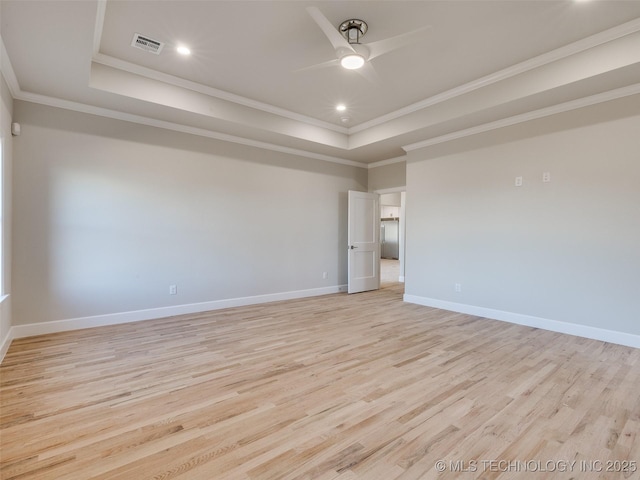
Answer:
403, 294, 640, 349
6, 285, 347, 347
7, 288, 636, 362
0, 327, 14, 363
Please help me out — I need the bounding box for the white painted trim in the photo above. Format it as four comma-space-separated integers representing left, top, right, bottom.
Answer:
367, 156, 406, 169
91, 0, 346, 135
403, 294, 640, 349
0, 326, 13, 364
350, 17, 640, 134
92, 0, 107, 57
7, 285, 347, 345
0, 293, 13, 362
403, 83, 640, 152
398, 276, 405, 283
88, 12, 640, 140
373, 186, 406, 195
6, 18, 640, 168
15, 92, 367, 169
0, 37, 20, 97
2, 34, 366, 169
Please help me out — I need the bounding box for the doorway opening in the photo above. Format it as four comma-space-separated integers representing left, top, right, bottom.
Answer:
346, 188, 406, 294
378, 189, 405, 290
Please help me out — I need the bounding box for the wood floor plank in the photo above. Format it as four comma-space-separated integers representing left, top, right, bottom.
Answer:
2, 284, 639, 479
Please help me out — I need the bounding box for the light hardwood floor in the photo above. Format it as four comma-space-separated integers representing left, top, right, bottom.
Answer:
2, 285, 639, 479
380, 259, 401, 285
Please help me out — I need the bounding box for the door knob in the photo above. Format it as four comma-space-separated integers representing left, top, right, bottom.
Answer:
349, 245, 358, 249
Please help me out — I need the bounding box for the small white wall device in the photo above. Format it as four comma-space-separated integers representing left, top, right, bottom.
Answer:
11, 122, 21, 136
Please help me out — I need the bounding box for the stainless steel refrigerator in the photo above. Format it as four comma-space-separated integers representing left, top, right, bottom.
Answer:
380, 219, 399, 259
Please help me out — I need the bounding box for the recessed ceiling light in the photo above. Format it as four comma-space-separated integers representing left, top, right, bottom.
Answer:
336, 104, 347, 112
340, 54, 365, 70
177, 45, 191, 56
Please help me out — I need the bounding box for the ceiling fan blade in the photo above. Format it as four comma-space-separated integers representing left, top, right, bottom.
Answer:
367, 25, 432, 61
307, 7, 356, 54
294, 58, 341, 73
354, 62, 381, 84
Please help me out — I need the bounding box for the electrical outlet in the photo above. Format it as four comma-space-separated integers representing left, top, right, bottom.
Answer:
455, 283, 462, 293
322, 272, 328, 279
169, 284, 177, 295
542, 171, 551, 183
515, 176, 523, 187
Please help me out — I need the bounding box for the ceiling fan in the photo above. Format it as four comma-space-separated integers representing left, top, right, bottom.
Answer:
303, 6, 431, 74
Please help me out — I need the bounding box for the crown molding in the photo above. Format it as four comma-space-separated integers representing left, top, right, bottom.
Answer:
92, 1, 348, 136
0, 37, 20, 98
91, 6, 640, 139
367, 156, 406, 169
91, 53, 350, 136
92, 1, 351, 137
93, 0, 107, 57
350, 17, 640, 135
14, 90, 367, 169
3, 28, 366, 169
6, 10, 640, 169
403, 83, 640, 153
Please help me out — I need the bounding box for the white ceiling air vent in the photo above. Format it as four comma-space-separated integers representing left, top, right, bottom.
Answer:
131, 33, 164, 55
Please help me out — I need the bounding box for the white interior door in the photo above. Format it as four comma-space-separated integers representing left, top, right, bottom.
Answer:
348, 191, 380, 294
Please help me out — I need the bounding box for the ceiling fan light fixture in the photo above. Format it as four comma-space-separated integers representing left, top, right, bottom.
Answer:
176, 45, 191, 56
340, 54, 365, 70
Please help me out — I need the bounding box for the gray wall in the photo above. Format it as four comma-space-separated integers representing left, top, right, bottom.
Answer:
368, 161, 406, 192
12, 101, 367, 325
405, 95, 640, 336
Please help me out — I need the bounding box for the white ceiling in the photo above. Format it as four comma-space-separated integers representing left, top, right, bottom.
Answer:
2, 1, 640, 166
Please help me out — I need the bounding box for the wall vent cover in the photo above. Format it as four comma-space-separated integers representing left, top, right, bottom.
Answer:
131, 33, 164, 54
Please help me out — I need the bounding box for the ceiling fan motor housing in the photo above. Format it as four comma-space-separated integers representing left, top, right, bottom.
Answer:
340, 19, 368, 44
